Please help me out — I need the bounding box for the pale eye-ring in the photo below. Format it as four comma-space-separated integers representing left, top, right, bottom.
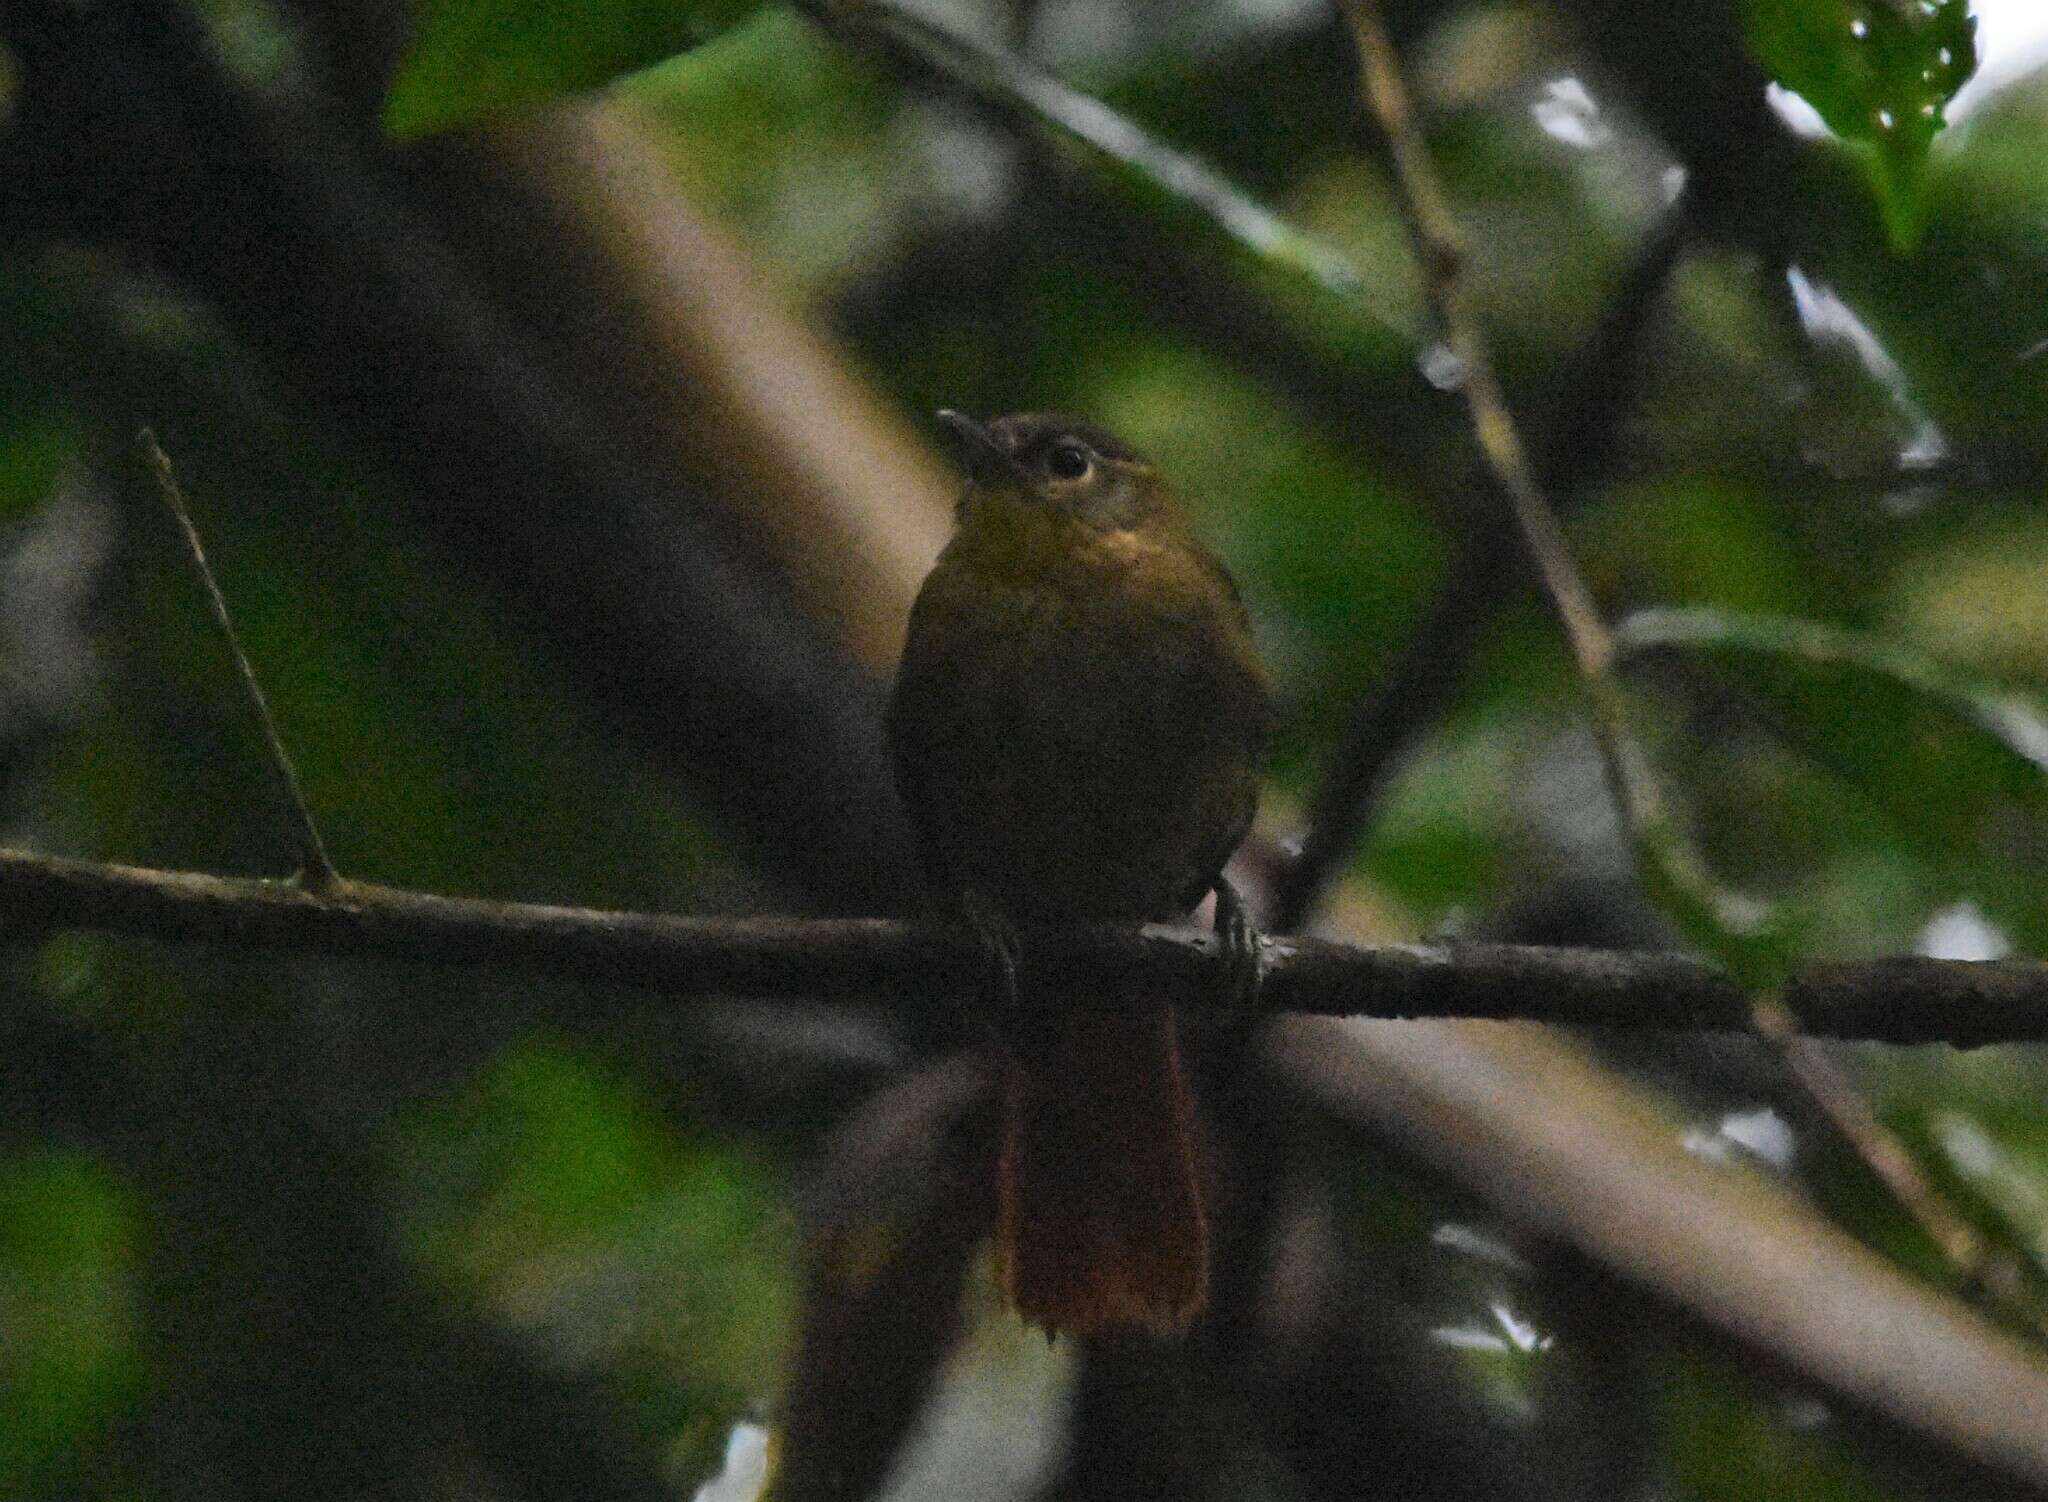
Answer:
1046, 443, 1092, 481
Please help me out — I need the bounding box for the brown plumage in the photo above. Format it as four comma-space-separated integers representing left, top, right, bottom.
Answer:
888, 412, 1270, 1337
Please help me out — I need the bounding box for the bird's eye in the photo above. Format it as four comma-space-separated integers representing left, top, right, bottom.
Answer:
1046, 444, 1092, 481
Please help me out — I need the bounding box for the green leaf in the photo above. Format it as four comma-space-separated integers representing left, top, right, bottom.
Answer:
1664, 1349, 1901, 1502
861, 4, 1416, 342
0, 1153, 145, 1489
1613, 606, 2048, 916
1741, 0, 1977, 250
1615, 605, 2048, 785
392, 1043, 787, 1390
383, 0, 766, 138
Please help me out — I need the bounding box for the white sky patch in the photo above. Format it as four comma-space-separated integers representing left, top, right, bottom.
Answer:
1681, 1107, 1796, 1170
1720, 1107, 1797, 1170
1916, 899, 2013, 960
1418, 341, 1467, 391
1432, 1300, 1554, 1355
1952, 0, 2048, 121
690, 1423, 769, 1502
1531, 75, 1611, 149
1765, 4, 2048, 136
1432, 1221, 1532, 1272
1488, 1299, 1553, 1353
1766, 80, 1833, 138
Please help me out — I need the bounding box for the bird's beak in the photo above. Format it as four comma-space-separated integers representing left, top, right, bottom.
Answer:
936, 410, 1024, 488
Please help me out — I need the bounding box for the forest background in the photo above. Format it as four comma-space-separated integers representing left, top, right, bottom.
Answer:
7, 1, 2048, 1499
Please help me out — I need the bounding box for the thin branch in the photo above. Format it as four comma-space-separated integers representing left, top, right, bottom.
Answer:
140, 430, 340, 892
1340, 1, 1759, 956
6, 844, 2048, 1043
1276, 215, 1689, 931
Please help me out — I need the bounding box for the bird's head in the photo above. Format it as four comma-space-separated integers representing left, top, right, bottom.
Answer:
936, 410, 1171, 533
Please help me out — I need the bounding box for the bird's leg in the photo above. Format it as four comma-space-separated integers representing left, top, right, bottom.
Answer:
1211, 875, 1263, 1013
959, 887, 1025, 1054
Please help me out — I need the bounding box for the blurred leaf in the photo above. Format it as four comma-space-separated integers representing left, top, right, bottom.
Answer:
859, 2, 1416, 340
1927, 1108, 2048, 1270
1364, 713, 1520, 918
395, 1042, 787, 1392
1740, 0, 1976, 250
1587, 479, 1815, 620
383, 0, 765, 138
0, 1152, 144, 1490
1616, 604, 2048, 785
1614, 605, 2048, 941
1886, 509, 2048, 683
1100, 19, 1360, 201
624, 11, 897, 288
1665, 1351, 1899, 1501
0, 424, 76, 540
1855, 1055, 2048, 1317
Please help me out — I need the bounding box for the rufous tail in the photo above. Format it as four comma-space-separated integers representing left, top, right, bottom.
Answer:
996, 1002, 1207, 1337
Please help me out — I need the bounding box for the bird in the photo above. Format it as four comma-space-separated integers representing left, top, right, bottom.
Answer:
888, 410, 1270, 1337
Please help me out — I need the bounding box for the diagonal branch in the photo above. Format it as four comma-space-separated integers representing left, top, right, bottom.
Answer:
1274, 210, 1688, 931
1337, 0, 2046, 1329
1342, 0, 1757, 954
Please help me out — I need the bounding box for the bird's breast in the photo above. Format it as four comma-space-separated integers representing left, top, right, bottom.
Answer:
893, 526, 1258, 922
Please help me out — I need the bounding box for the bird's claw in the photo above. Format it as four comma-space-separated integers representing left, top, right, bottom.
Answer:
960, 889, 1026, 1055
1212, 876, 1263, 1013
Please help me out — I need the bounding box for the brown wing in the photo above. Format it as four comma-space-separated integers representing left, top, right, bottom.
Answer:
887, 573, 965, 894
1177, 537, 1272, 906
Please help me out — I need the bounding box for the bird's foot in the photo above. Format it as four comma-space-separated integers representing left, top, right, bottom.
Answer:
1211, 876, 1263, 1013
960, 888, 1025, 1054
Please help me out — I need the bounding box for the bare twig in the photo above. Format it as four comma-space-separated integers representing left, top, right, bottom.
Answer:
1272, 212, 1684, 932
7, 844, 2048, 1043
140, 430, 339, 892
1272, 205, 1688, 930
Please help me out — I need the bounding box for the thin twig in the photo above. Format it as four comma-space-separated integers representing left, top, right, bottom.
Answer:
139, 431, 339, 892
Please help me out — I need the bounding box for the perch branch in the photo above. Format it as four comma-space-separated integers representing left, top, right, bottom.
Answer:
4, 845, 2048, 1044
